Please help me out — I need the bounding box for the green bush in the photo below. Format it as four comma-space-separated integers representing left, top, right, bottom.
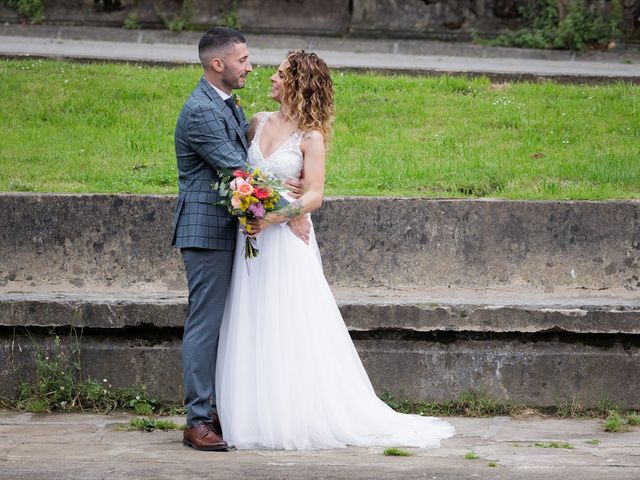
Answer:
8, 0, 43, 23
486, 0, 624, 51
156, 0, 193, 32
123, 12, 140, 30
604, 411, 626, 432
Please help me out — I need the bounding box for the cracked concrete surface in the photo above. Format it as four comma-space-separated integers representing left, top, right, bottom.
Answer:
1, 411, 640, 479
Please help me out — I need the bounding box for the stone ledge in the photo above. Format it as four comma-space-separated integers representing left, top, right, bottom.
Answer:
2, 333, 638, 407
1, 290, 638, 334
2, 194, 639, 293
4, 25, 639, 63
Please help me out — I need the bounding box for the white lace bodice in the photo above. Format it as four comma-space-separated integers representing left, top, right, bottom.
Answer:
247, 112, 304, 182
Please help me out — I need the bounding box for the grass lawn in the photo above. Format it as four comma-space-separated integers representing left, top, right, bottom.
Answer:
1, 58, 638, 199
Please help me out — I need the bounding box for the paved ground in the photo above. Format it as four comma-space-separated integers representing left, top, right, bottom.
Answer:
1, 410, 639, 479
1, 24, 640, 83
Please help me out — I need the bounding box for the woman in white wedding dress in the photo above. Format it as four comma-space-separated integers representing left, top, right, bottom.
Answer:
216, 50, 455, 450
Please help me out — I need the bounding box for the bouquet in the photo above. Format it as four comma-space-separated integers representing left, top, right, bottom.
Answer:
213, 167, 282, 258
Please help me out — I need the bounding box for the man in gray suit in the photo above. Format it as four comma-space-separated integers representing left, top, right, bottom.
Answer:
172, 26, 249, 452
173, 27, 307, 451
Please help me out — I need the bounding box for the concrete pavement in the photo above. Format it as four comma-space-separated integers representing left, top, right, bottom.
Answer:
1, 410, 639, 479
1, 24, 640, 83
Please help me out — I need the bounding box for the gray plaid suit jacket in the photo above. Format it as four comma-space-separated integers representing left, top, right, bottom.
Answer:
171, 77, 249, 250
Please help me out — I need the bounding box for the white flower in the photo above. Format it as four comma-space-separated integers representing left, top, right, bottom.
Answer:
103, 379, 108, 383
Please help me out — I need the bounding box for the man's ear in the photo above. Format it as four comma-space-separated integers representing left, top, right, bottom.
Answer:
211, 57, 224, 73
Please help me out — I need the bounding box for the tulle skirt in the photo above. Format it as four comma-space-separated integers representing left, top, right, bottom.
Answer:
216, 216, 455, 450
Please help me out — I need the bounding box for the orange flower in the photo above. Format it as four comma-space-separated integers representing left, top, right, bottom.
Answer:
236, 181, 254, 197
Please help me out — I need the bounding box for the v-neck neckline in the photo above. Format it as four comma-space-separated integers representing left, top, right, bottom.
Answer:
256, 112, 299, 160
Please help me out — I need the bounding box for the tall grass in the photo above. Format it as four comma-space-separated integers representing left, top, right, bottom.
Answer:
1, 59, 638, 199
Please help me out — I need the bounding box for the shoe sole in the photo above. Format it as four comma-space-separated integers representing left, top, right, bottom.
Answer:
182, 439, 229, 451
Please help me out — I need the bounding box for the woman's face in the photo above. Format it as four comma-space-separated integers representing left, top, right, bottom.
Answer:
270, 60, 288, 103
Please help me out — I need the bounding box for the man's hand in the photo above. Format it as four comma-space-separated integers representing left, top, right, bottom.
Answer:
288, 215, 311, 245
284, 170, 305, 199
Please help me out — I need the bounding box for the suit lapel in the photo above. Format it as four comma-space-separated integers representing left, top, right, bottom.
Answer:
199, 77, 249, 152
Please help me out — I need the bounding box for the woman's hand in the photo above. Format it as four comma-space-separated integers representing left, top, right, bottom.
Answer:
245, 217, 271, 238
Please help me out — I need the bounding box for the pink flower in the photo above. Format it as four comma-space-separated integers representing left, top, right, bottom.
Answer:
230, 195, 241, 209
229, 177, 245, 191
248, 202, 266, 218
236, 182, 254, 197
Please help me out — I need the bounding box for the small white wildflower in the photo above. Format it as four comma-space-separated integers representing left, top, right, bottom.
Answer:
103, 378, 108, 383
135, 395, 141, 401
60, 386, 65, 391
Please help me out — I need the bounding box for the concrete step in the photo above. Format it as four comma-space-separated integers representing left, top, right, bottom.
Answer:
2, 287, 638, 408
1, 287, 638, 334
1, 194, 638, 408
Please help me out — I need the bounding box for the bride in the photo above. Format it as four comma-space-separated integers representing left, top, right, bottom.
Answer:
216, 50, 455, 450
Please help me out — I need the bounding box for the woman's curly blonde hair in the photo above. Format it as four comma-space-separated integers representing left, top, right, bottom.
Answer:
281, 50, 334, 145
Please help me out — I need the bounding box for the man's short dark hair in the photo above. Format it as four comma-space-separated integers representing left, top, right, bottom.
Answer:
198, 27, 246, 70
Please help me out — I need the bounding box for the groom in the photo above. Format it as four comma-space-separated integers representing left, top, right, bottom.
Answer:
172, 27, 306, 451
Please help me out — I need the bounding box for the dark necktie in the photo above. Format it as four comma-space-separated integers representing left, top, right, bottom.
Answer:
224, 95, 241, 124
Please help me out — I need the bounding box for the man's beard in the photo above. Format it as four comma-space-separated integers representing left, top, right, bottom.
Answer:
222, 70, 245, 91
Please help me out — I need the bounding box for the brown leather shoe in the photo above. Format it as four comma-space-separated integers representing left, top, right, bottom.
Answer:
211, 412, 223, 437
183, 422, 228, 451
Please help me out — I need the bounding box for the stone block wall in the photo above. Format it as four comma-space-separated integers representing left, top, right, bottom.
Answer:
1, 0, 639, 40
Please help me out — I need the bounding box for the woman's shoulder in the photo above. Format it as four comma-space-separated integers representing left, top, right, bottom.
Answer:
250, 111, 273, 123
300, 129, 324, 144
248, 112, 273, 140
299, 129, 326, 155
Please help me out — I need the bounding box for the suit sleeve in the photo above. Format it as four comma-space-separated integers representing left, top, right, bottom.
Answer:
187, 104, 246, 171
